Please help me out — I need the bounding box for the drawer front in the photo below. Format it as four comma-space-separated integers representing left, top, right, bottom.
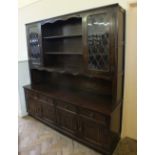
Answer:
25, 89, 38, 100
56, 100, 77, 113
37, 93, 53, 104
79, 107, 108, 126
25, 89, 54, 105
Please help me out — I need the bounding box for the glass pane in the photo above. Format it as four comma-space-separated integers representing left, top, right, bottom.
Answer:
29, 26, 41, 65
29, 33, 39, 55
87, 13, 110, 71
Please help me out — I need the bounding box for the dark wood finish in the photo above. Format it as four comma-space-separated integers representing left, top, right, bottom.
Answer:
42, 100, 56, 124
24, 3, 125, 155
79, 116, 109, 147
56, 108, 78, 134
43, 34, 82, 39
24, 88, 120, 155
24, 84, 115, 114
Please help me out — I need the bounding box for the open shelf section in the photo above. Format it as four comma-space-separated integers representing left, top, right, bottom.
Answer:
24, 84, 114, 115
42, 16, 82, 58
43, 34, 82, 40
42, 17, 82, 37
42, 35, 82, 56
45, 52, 83, 55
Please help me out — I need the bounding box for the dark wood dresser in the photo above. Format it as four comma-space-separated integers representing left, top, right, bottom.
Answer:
24, 3, 125, 155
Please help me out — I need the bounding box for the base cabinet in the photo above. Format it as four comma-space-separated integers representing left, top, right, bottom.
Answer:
24, 88, 120, 155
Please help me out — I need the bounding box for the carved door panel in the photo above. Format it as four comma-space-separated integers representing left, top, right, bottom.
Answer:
27, 97, 42, 118
56, 108, 78, 135
79, 116, 108, 148
42, 102, 56, 124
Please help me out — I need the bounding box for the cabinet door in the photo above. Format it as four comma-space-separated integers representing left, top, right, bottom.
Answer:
27, 23, 42, 68
56, 108, 78, 135
27, 97, 42, 118
79, 116, 109, 148
86, 11, 114, 74
42, 102, 56, 124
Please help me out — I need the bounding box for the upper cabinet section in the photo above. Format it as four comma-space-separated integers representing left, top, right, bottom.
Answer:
26, 23, 43, 68
26, 4, 125, 79
87, 12, 111, 72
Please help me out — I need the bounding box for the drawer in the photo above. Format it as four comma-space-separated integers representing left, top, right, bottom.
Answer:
25, 89, 38, 100
79, 108, 108, 125
56, 100, 77, 113
25, 89, 54, 104
37, 94, 53, 104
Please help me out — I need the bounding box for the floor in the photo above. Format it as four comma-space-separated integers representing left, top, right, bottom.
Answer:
19, 116, 137, 155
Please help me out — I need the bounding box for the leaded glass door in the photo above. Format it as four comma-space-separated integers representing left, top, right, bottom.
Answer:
87, 12, 112, 72
27, 23, 42, 68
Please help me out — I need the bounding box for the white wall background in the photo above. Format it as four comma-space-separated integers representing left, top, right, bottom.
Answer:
18, 61, 30, 116
18, 0, 137, 140
18, 0, 41, 8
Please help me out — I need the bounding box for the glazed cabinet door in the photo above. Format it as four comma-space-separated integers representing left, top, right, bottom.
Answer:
84, 10, 115, 76
26, 23, 43, 68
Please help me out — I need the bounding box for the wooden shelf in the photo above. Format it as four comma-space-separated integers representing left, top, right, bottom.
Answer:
43, 34, 82, 40
45, 52, 83, 55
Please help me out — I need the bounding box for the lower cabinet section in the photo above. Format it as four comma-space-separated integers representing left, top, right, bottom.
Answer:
24, 88, 120, 155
